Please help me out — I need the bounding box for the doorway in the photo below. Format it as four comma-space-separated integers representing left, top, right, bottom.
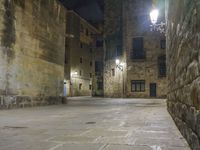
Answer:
150, 83, 157, 97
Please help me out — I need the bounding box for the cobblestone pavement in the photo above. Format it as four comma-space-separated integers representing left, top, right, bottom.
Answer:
0, 97, 190, 150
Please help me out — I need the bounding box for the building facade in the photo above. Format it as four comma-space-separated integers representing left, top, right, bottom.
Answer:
92, 35, 104, 97
104, 0, 167, 98
0, 0, 66, 108
65, 11, 103, 97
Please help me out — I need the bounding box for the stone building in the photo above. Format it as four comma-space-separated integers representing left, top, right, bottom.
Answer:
92, 35, 104, 97
166, 0, 200, 149
104, 0, 167, 98
64, 11, 103, 97
0, 0, 66, 108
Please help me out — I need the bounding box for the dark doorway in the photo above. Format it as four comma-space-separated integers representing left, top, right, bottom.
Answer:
150, 83, 157, 97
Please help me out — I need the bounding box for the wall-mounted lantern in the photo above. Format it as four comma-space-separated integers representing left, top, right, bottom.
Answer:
149, 1, 166, 34
115, 59, 123, 71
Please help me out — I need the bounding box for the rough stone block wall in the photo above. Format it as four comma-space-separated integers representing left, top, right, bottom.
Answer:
104, 0, 167, 98
104, 59, 124, 98
104, 0, 125, 97
167, 0, 200, 149
124, 0, 167, 98
65, 11, 98, 97
0, 0, 66, 108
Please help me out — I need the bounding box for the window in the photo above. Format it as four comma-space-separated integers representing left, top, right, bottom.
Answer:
112, 69, 115, 76
80, 57, 83, 63
160, 39, 166, 49
90, 73, 92, 78
131, 80, 145, 92
96, 40, 103, 47
116, 45, 122, 56
86, 28, 89, 36
97, 82, 103, 90
65, 52, 68, 64
90, 61, 92, 67
95, 61, 103, 73
158, 55, 166, 77
79, 83, 82, 90
90, 48, 93, 53
131, 37, 145, 60
80, 70, 82, 76
80, 43, 83, 48
89, 84, 92, 90
80, 24, 84, 33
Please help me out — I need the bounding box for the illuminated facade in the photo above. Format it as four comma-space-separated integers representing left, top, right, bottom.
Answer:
104, 0, 167, 98
64, 11, 103, 97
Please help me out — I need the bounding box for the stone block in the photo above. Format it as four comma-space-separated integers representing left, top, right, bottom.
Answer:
186, 60, 199, 83
190, 132, 200, 150
0, 95, 67, 109
196, 111, 200, 138
185, 107, 197, 131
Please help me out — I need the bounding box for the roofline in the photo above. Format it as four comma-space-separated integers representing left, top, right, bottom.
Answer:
67, 10, 100, 34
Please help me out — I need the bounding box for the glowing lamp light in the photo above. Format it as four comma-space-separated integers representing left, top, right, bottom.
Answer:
71, 71, 78, 77
150, 9, 159, 24
115, 59, 120, 65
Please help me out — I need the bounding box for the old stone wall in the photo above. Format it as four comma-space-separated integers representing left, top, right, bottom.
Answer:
167, 0, 200, 149
124, 0, 167, 98
104, 0, 125, 97
92, 40, 104, 97
0, 0, 66, 108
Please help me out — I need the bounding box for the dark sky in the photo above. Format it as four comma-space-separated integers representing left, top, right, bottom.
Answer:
60, 0, 104, 24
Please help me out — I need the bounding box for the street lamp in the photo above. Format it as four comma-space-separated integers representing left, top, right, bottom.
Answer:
115, 59, 123, 71
71, 71, 78, 76
115, 59, 120, 65
150, 9, 159, 24
149, 6, 166, 34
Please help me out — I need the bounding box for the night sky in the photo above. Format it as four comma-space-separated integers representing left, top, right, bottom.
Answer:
60, 0, 104, 24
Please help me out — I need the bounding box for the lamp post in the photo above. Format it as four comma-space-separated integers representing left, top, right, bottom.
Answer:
149, 1, 166, 34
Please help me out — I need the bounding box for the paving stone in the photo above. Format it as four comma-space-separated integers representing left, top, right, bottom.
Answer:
54, 143, 104, 150
104, 144, 152, 150
0, 97, 190, 150
82, 128, 128, 137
